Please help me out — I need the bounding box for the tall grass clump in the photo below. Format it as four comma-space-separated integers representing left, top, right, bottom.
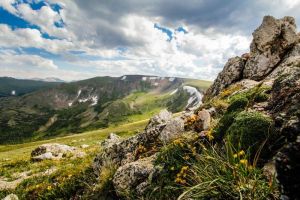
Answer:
178, 143, 279, 200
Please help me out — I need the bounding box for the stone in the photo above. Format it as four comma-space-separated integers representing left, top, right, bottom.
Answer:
113, 155, 156, 197
93, 125, 164, 176
145, 109, 172, 129
101, 133, 121, 149
194, 109, 211, 132
31, 143, 84, 161
159, 117, 185, 143
206, 56, 245, 97
80, 144, 89, 149
244, 16, 298, 80
2, 194, 18, 200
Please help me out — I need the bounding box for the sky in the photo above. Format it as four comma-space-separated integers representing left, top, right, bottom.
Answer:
0, 0, 300, 81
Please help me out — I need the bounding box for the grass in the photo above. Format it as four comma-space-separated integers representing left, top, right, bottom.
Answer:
0, 119, 148, 163
183, 79, 212, 90
0, 119, 149, 199
178, 143, 279, 200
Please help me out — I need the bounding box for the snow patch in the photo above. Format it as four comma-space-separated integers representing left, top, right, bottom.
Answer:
183, 86, 203, 110
68, 102, 73, 107
91, 96, 98, 106
11, 90, 16, 95
77, 89, 82, 98
121, 76, 127, 80
169, 77, 175, 82
170, 88, 178, 95
142, 77, 147, 81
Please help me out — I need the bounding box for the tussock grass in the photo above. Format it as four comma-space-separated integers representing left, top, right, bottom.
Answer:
178, 143, 279, 200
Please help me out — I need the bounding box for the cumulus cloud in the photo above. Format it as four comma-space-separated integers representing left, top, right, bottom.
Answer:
0, 24, 74, 53
0, 50, 58, 69
0, 0, 300, 81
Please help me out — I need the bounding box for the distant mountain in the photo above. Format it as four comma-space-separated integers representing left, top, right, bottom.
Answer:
0, 75, 211, 144
0, 77, 61, 97
31, 77, 65, 82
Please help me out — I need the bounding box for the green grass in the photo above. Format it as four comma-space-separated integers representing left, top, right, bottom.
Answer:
0, 119, 149, 199
183, 79, 212, 90
0, 119, 148, 164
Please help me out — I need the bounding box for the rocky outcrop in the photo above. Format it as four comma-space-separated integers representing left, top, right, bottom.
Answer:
93, 109, 196, 198
244, 16, 298, 80
206, 56, 245, 96
204, 15, 300, 200
31, 143, 85, 161
206, 16, 300, 97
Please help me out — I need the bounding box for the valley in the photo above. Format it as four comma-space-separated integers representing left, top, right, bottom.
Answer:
0, 75, 210, 144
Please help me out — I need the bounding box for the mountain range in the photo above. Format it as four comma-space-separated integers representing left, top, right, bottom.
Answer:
0, 75, 211, 144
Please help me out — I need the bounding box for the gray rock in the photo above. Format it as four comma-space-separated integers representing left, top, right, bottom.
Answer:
93, 125, 164, 175
2, 194, 18, 200
244, 16, 299, 80
31, 143, 84, 161
113, 155, 157, 197
101, 133, 121, 149
195, 109, 211, 132
206, 56, 245, 97
159, 117, 185, 143
80, 144, 90, 149
145, 109, 172, 129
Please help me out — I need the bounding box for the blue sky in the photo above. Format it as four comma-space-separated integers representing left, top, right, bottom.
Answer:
0, 0, 300, 81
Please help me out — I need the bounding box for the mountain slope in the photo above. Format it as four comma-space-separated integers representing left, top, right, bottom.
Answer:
0, 75, 210, 144
0, 77, 61, 97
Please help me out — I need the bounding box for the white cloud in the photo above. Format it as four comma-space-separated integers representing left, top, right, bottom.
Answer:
0, 24, 74, 53
0, 0, 299, 81
0, 51, 58, 69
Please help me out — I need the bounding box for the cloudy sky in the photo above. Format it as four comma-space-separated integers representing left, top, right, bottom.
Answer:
0, 0, 300, 81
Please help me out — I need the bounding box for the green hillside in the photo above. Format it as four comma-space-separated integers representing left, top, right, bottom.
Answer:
0, 75, 211, 144
0, 77, 61, 97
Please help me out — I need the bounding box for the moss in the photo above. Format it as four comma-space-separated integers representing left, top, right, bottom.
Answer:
213, 111, 241, 141
227, 111, 273, 156
229, 85, 271, 105
227, 96, 249, 113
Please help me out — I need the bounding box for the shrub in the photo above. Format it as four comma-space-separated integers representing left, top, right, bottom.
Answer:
227, 111, 274, 157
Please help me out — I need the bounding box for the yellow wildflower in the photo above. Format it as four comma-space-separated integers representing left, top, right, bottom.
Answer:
170, 166, 175, 171
233, 153, 238, 158
240, 159, 248, 165
47, 185, 52, 190
238, 150, 245, 156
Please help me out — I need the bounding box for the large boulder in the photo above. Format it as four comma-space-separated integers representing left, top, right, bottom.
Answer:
31, 143, 85, 161
113, 155, 157, 197
244, 16, 299, 80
